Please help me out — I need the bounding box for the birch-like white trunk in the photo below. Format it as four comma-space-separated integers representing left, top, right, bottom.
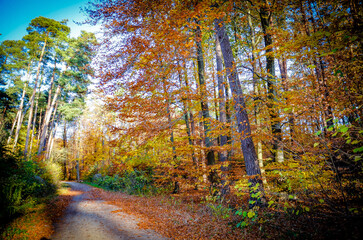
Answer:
24, 37, 48, 158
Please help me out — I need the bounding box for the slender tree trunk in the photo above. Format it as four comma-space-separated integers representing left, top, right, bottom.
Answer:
162, 77, 178, 193
29, 74, 45, 158
300, 0, 333, 130
215, 17, 265, 206
216, 35, 230, 195
259, 3, 284, 163
199, 111, 208, 184
29, 101, 38, 157
11, 59, 32, 149
195, 21, 215, 165
24, 37, 48, 158
278, 57, 295, 141
224, 75, 232, 159
164, 86, 176, 159
63, 120, 67, 180
41, 61, 57, 132
46, 108, 59, 160
7, 111, 19, 145
37, 110, 43, 142
179, 67, 196, 164
38, 85, 61, 155
248, 11, 267, 185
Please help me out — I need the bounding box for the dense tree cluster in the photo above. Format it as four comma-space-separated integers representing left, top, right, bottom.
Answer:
1, 0, 362, 237
60, 0, 362, 213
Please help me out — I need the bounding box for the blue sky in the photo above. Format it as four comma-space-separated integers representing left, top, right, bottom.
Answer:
0, 0, 98, 41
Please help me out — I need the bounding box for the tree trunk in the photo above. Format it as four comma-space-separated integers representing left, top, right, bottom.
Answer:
248, 11, 267, 185
278, 57, 295, 141
259, 3, 284, 163
40, 61, 57, 136
179, 67, 196, 164
216, 34, 230, 195
63, 120, 67, 180
7, 110, 19, 145
11, 59, 32, 149
215, 17, 265, 207
29, 100, 38, 157
45, 107, 59, 160
38, 85, 61, 155
24, 37, 48, 158
29, 74, 44, 158
194, 21, 215, 165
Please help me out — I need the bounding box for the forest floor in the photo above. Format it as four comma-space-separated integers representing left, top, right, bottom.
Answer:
51, 182, 167, 240
52, 182, 361, 240
4, 181, 359, 239
50, 182, 255, 239
50, 182, 260, 239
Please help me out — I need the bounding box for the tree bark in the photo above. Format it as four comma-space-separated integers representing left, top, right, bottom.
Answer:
11, 59, 32, 149
7, 110, 19, 145
39, 60, 57, 134
215, 17, 265, 206
216, 34, 230, 195
247, 11, 267, 185
194, 21, 215, 165
45, 102, 59, 160
179, 67, 196, 164
259, 3, 284, 163
38, 85, 61, 155
63, 119, 67, 180
29, 74, 44, 158
24, 37, 48, 158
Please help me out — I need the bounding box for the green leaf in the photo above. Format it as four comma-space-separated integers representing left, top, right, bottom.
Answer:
242, 211, 247, 217
315, 130, 322, 136
340, 126, 349, 133
354, 156, 361, 162
346, 139, 352, 144
268, 200, 274, 207
319, 199, 325, 204
353, 146, 363, 153
308, 64, 316, 69
289, 195, 294, 199
351, 140, 360, 145
305, 207, 310, 212
314, 143, 319, 147
351, 36, 358, 41
247, 211, 255, 218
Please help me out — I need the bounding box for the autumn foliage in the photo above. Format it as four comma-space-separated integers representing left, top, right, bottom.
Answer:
1, 0, 362, 239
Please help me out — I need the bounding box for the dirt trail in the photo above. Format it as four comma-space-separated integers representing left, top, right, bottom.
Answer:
51, 182, 167, 240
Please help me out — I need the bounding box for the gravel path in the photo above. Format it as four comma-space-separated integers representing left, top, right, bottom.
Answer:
51, 182, 167, 240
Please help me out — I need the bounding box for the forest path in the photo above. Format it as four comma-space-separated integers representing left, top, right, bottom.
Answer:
51, 182, 167, 240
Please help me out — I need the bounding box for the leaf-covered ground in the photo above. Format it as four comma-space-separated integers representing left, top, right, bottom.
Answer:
86, 186, 361, 239
1, 185, 80, 240
3, 182, 361, 239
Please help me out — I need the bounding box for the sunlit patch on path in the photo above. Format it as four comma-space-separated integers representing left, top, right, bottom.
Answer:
51, 182, 167, 240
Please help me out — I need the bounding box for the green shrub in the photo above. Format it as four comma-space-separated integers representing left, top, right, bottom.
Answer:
0, 145, 57, 227
90, 169, 157, 195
